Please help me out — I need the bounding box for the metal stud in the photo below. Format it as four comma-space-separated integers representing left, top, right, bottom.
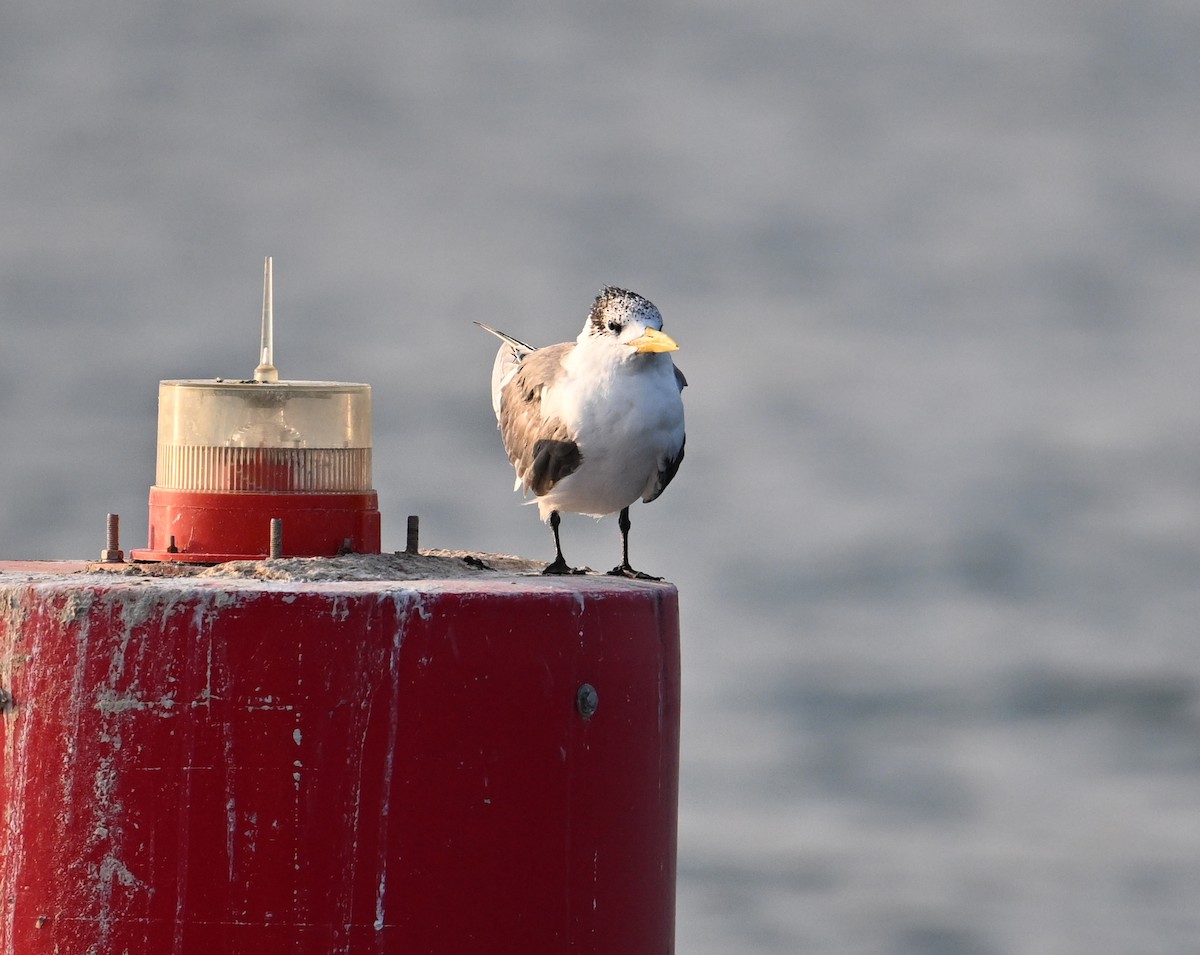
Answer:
269, 518, 283, 559
100, 513, 124, 563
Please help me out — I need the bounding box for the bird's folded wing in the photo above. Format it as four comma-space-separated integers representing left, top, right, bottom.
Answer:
642, 435, 685, 503
476, 322, 538, 419
498, 343, 581, 494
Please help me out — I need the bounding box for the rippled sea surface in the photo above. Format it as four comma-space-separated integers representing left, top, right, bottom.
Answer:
3, 2, 1200, 952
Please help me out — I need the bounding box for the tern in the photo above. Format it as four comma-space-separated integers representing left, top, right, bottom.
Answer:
477, 287, 686, 578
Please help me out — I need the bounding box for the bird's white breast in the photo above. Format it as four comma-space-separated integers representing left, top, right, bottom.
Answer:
537, 348, 684, 519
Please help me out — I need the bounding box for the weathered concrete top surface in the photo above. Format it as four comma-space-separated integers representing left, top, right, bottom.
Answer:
0, 551, 677, 595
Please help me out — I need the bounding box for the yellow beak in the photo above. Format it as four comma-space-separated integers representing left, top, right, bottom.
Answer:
627, 328, 680, 353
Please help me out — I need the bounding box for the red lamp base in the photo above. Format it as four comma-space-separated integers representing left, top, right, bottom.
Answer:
130, 487, 381, 563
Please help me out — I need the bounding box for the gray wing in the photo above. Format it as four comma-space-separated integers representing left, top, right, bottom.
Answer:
642, 361, 686, 503
476, 322, 539, 419
642, 435, 685, 503
496, 342, 583, 495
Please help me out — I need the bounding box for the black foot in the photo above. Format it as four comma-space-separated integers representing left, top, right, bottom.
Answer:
607, 563, 662, 581
544, 556, 588, 576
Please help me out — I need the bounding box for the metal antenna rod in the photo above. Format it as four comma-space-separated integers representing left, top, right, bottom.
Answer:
254, 256, 279, 383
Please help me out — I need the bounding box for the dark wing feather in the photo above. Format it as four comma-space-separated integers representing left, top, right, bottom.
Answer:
497, 343, 582, 495
643, 435, 685, 503
641, 361, 687, 503
528, 439, 583, 495
474, 321, 537, 354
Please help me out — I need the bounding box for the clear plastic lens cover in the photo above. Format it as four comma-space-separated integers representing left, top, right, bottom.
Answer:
155, 379, 373, 492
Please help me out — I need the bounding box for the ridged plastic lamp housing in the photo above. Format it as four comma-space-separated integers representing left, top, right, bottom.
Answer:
131, 379, 381, 562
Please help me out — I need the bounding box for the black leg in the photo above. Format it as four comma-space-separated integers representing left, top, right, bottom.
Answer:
543, 510, 585, 575
608, 506, 661, 580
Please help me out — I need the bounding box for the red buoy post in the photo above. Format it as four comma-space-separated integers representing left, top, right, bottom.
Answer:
0, 561, 680, 953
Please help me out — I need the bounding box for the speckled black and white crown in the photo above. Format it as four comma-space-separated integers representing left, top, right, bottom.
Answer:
587, 287, 663, 336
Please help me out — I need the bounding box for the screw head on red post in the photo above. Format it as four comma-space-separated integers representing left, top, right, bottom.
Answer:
577, 683, 599, 719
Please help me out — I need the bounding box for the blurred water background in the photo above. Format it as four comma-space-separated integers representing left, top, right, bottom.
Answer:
3, 2, 1200, 952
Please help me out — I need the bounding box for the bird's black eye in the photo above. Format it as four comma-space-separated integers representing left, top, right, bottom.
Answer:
607, 320, 621, 333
